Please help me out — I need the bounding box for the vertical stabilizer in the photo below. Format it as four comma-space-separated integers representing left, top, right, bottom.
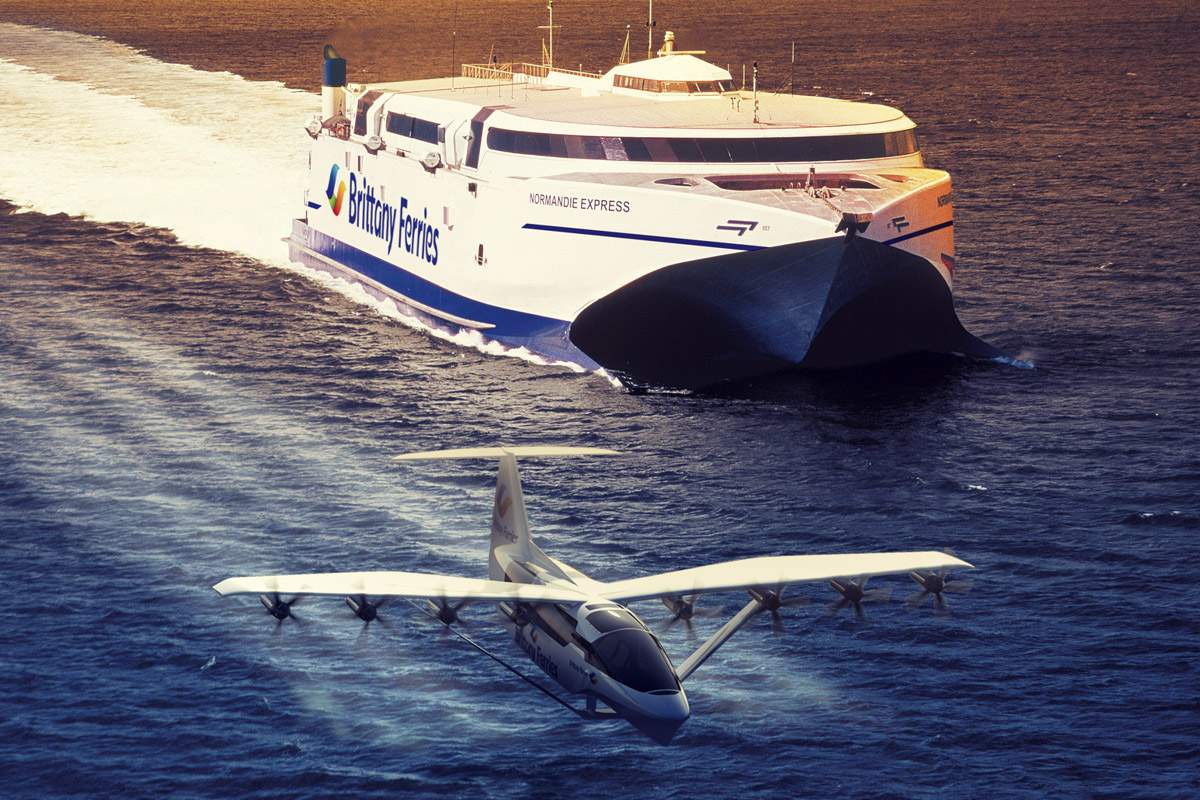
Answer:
393, 446, 620, 581
489, 454, 531, 579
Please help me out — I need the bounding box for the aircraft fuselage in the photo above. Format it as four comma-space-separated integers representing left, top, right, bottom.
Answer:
494, 553, 689, 743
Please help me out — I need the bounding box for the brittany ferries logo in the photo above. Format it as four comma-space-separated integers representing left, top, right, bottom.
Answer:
325, 164, 346, 215
329, 163, 441, 265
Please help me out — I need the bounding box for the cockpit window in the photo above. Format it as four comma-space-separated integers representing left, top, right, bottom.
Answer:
587, 607, 643, 633
592, 630, 679, 693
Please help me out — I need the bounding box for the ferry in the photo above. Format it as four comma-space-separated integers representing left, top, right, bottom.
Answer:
291, 27, 1000, 389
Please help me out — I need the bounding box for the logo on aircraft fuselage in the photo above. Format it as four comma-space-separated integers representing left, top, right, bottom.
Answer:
325, 164, 346, 215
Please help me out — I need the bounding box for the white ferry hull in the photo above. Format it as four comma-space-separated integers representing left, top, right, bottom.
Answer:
291, 44, 1001, 389
288, 210, 997, 389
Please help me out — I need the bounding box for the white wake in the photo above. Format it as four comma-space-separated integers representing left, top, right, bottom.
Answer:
0, 23, 598, 377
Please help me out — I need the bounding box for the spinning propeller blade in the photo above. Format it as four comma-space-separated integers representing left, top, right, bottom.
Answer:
827, 577, 891, 620
908, 568, 972, 612
659, 594, 720, 638
259, 591, 303, 623
428, 595, 469, 626
346, 594, 388, 623
748, 587, 809, 634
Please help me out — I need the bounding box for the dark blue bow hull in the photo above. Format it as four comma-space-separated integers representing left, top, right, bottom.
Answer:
568, 234, 1000, 390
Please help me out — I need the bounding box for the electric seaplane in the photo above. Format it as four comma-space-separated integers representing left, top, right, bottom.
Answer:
213, 447, 973, 744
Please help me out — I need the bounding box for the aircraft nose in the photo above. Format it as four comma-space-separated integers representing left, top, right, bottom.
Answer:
666, 690, 690, 721
617, 689, 691, 744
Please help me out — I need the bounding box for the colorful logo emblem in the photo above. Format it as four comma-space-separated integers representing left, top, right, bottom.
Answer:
325, 164, 346, 215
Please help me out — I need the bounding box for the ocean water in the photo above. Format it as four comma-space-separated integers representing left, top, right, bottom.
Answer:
1, 2, 1198, 798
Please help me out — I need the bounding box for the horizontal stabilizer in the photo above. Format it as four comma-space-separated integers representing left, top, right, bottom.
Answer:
395, 446, 620, 461
213, 570, 589, 604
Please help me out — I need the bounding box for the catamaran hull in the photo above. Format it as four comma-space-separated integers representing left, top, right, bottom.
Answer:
289, 220, 996, 390
571, 233, 1001, 389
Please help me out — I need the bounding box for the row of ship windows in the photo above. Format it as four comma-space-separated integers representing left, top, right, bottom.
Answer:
385, 112, 441, 144
350, 91, 445, 144
485, 127, 919, 163
612, 75, 733, 93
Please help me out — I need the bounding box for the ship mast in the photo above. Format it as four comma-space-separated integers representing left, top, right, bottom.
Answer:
646, 0, 656, 60
538, 0, 560, 68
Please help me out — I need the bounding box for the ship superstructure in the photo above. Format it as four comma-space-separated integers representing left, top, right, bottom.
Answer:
291, 33, 997, 389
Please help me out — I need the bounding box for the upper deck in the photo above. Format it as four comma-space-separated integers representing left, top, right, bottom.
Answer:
355, 75, 909, 135
320, 35, 923, 175
352, 37, 911, 139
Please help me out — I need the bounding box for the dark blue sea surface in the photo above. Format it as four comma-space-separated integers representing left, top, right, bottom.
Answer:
1, 2, 1198, 798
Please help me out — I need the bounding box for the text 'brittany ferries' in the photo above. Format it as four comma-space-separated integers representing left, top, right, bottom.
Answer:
347, 171, 440, 264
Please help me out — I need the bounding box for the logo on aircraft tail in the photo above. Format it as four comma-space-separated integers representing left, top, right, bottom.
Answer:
325, 164, 346, 215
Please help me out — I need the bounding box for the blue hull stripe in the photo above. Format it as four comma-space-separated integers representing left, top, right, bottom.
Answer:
881, 219, 953, 246
525, 219, 954, 251
291, 223, 593, 367
522, 222, 766, 252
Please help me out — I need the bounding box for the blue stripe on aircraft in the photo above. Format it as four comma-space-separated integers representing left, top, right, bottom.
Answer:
306, 201, 323, 210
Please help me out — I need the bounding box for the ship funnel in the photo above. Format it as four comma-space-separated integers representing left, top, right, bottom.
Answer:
322, 44, 347, 121
323, 45, 347, 87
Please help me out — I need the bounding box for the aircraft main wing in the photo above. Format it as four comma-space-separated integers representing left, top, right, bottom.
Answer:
213, 570, 589, 604
599, 551, 971, 603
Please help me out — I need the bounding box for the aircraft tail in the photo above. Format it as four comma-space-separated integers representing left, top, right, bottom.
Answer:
394, 446, 620, 581
490, 453, 532, 580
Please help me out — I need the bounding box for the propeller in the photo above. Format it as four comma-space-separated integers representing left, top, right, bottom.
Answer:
346, 595, 388, 623
427, 596, 469, 626
749, 587, 809, 634
908, 569, 972, 611
827, 577, 891, 620
259, 592, 302, 622
658, 595, 718, 636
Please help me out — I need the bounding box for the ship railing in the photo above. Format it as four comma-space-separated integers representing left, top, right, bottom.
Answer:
460, 62, 603, 84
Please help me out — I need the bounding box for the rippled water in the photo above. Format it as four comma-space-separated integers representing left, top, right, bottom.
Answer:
1, 3, 1198, 798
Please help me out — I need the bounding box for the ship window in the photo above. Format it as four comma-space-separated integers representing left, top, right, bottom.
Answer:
484, 126, 919, 163
623, 137, 652, 161
386, 113, 441, 144
354, 91, 383, 137
667, 137, 703, 162
611, 75, 726, 93
387, 112, 412, 137
412, 117, 440, 144
697, 138, 730, 162
600, 136, 628, 161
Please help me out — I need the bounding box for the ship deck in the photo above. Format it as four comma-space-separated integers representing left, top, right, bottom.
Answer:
356, 76, 908, 131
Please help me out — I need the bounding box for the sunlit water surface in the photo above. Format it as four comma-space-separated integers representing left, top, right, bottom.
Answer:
1, 2, 1198, 798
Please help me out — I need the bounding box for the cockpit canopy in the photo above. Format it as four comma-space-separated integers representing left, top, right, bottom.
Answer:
585, 605, 644, 633
592, 628, 680, 694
